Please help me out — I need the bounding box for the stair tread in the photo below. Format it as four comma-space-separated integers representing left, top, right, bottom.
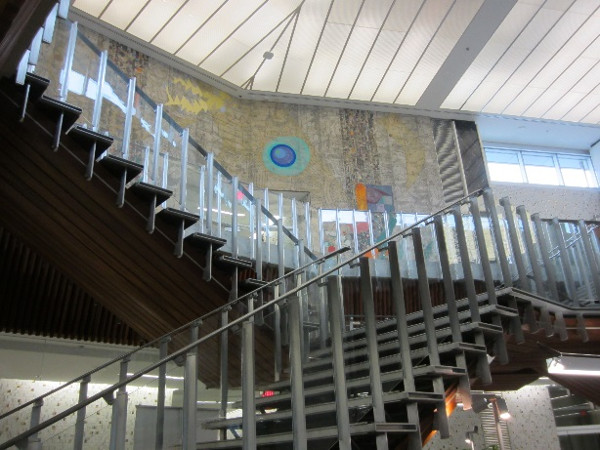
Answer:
215, 253, 254, 269
184, 232, 227, 248
37, 95, 82, 129
67, 125, 113, 153
24, 72, 50, 101
156, 207, 199, 227
197, 421, 416, 448
99, 154, 144, 182
129, 181, 172, 203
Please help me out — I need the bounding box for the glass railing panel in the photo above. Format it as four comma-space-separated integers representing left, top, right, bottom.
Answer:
370, 211, 388, 258
98, 60, 128, 152
561, 221, 595, 302
474, 195, 503, 282
542, 219, 572, 302
420, 220, 442, 282
440, 211, 466, 298
129, 94, 160, 173
236, 189, 254, 259
319, 209, 339, 255
296, 200, 308, 252
460, 203, 484, 286
495, 205, 520, 284
218, 173, 234, 253
33, 18, 71, 98
159, 119, 183, 209
354, 210, 371, 255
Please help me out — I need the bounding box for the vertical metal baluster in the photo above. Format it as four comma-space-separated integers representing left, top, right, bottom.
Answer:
232, 177, 238, 258
73, 376, 89, 450
305, 202, 312, 252
183, 321, 200, 450
351, 210, 359, 255
516, 206, 545, 295
499, 198, 529, 289
152, 104, 163, 185
219, 308, 230, 441
16, 50, 29, 86
198, 167, 205, 233
277, 218, 288, 346
318, 262, 329, 349
452, 207, 492, 385
58, 0, 70, 18
288, 262, 307, 450
482, 189, 512, 287
91, 51, 107, 132
28, 28, 43, 66
180, 129, 189, 211
360, 257, 388, 449
367, 210, 376, 258
318, 208, 325, 255
249, 183, 255, 260
264, 189, 271, 263
206, 153, 214, 235
412, 227, 449, 438
273, 285, 282, 382
155, 337, 170, 450
255, 198, 264, 326
122, 78, 136, 159
552, 218, 578, 303
28, 399, 44, 450
42, 4, 58, 43
578, 220, 600, 298
142, 147, 150, 182
110, 357, 129, 450
242, 298, 256, 449
216, 172, 222, 238
383, 210, 390, 239
291, 198, 298, 236
59, 22, 77, 102
335, 209, 342, 251
327, 276, 351, 450
532, 214, 560, 301
161, 153, 169, 208
472, 199, 510, 361
387, 240, 421, 450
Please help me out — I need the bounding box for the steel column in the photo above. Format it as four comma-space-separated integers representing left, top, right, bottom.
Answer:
552, 218, 577, 302
206, 153, 214, 235
359, 257, 388, 449
91, 51, 107, 132
499, 198, 529, 289
327, 276, 352, 450
183, 322, 200, 450
532, 214, 560, 302
155, 338, 170, 450
27, 399, 43, 450
242, 299, 256, 449
219, 309, 230, 441
110, 358, 129, 450
152, 104, 163, 185
516, 206, 545, 295
255, 198, 264, 326
578, 220, 600, 298
73, 376, 89, 450
482, 188, 512, 287
180, 129, 189, 210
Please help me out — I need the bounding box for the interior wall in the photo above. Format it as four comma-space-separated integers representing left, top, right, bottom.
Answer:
71, 26, 453, 214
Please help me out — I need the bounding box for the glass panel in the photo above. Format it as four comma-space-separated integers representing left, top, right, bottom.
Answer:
320, 210, 338, 254
34, 19, 71, 98
66, 33, 101, 127
129, 94, 159, 172
354, 211, 371, 254
98, 61, 128, 153
219, 174, 234, 252
236, 189, 254, 259
486, 150, 524, 183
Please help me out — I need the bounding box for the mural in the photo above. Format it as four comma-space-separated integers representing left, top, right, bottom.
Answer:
262, 137, 310, 176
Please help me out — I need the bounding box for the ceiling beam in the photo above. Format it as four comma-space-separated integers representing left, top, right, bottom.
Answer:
415, 0, 517, 110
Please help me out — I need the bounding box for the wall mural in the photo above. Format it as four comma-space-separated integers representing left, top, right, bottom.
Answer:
262, 137, 310, 176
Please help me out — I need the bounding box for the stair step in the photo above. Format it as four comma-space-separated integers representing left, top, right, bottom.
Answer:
99, 154, 143, 183
67, 125, 113, 152
129, 181, 172, 203
24, 72, 50, 102
240, 278, 269, 290
37, 95, 81, 130
215, 253, 254, 269
184, 232, 227, 249
205, 391, 437, 430
196, 421, 416, 449
156, 207, 199, 228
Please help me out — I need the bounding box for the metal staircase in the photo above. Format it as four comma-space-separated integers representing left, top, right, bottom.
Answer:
1, 4, 600, 450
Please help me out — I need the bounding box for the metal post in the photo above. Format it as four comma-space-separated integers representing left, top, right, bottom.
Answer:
155, 338, 170, 450
277, 219, 288, 346
91, 51, 107, 132
183, 321, 200, 450
291, 198, 298, 236
110, 357, 129, 450
264, 189, 271, 263
335, 209, 342, 251
516, 206, 545, 295
255, 198, 264, 326
318, 263, 329, 349
318, 208, 325, 255
351, 210, 359, 254
232, 177, 238, 258
122, 77, 136, 159
42, 4, 58, 43
327, 276, 352, 450
305, 202, 312, 251
27, 399, 44, 450
273, 285, 282, 382
216, 171, 223, 238
288, 278, 307, 450
152, 104, 163, 185
59, 21, 77, 102
578, 220, 600, 298
180, 129, 189, 210
472, 199, 509, 363
482, 189, 513, 287
499, 197, 529, 290
388, 240, 422, 450
532, 214, 560, 302
359, 257, 388, 449
242, 299, 256, 449
367, 210, 376, 258
73, 377, 89, 450
249, 183, 255, 260
219, 308, 230, 441
206, 153, 214, 235
28, 28, 43, 66
552, 218, 578, 302
198, 167, 205, 233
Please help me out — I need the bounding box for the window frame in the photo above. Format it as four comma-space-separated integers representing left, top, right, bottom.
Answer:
484, 146, 598, 189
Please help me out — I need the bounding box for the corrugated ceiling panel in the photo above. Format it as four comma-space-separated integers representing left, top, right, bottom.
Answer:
277, 0, 333, 94
302, 22, 351, 96
543, 92, 585, 120
523, 87, 567, 118
176, 0, 264, 65
396, 0, 482, 106
100, 0, 149, 30
349, 29, 404, 101
325, 26, 379, 99
501, 85, 545, 116
151, 0, 226, 54
356, 0, 395, 28
328, 0, 363, 25
484, 83, 525, 114
127, 0, 186, 42
72, 0, 111, 17
249, 25, 296, 91
382, 0, 425, 32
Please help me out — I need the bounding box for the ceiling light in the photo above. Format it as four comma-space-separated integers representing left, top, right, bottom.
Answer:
263, 51, 274, 60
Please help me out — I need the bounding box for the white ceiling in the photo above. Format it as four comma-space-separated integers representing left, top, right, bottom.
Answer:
70, 0, 600, 149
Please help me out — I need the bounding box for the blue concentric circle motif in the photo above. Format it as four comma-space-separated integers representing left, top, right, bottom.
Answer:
263, 137, 310, 176
270, 144, 296, 167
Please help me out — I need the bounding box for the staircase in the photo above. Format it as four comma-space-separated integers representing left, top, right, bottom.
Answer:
2, 4, 600, 450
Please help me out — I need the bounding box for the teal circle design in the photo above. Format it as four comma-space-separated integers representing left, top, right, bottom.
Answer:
263, 137, 310, 176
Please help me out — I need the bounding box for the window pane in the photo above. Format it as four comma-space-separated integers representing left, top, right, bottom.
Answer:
522, 153, 554, 167
525, 165, 559, 185
486, 150, 519, 164
488, 162, 524, 183
561, 168, 589, 187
